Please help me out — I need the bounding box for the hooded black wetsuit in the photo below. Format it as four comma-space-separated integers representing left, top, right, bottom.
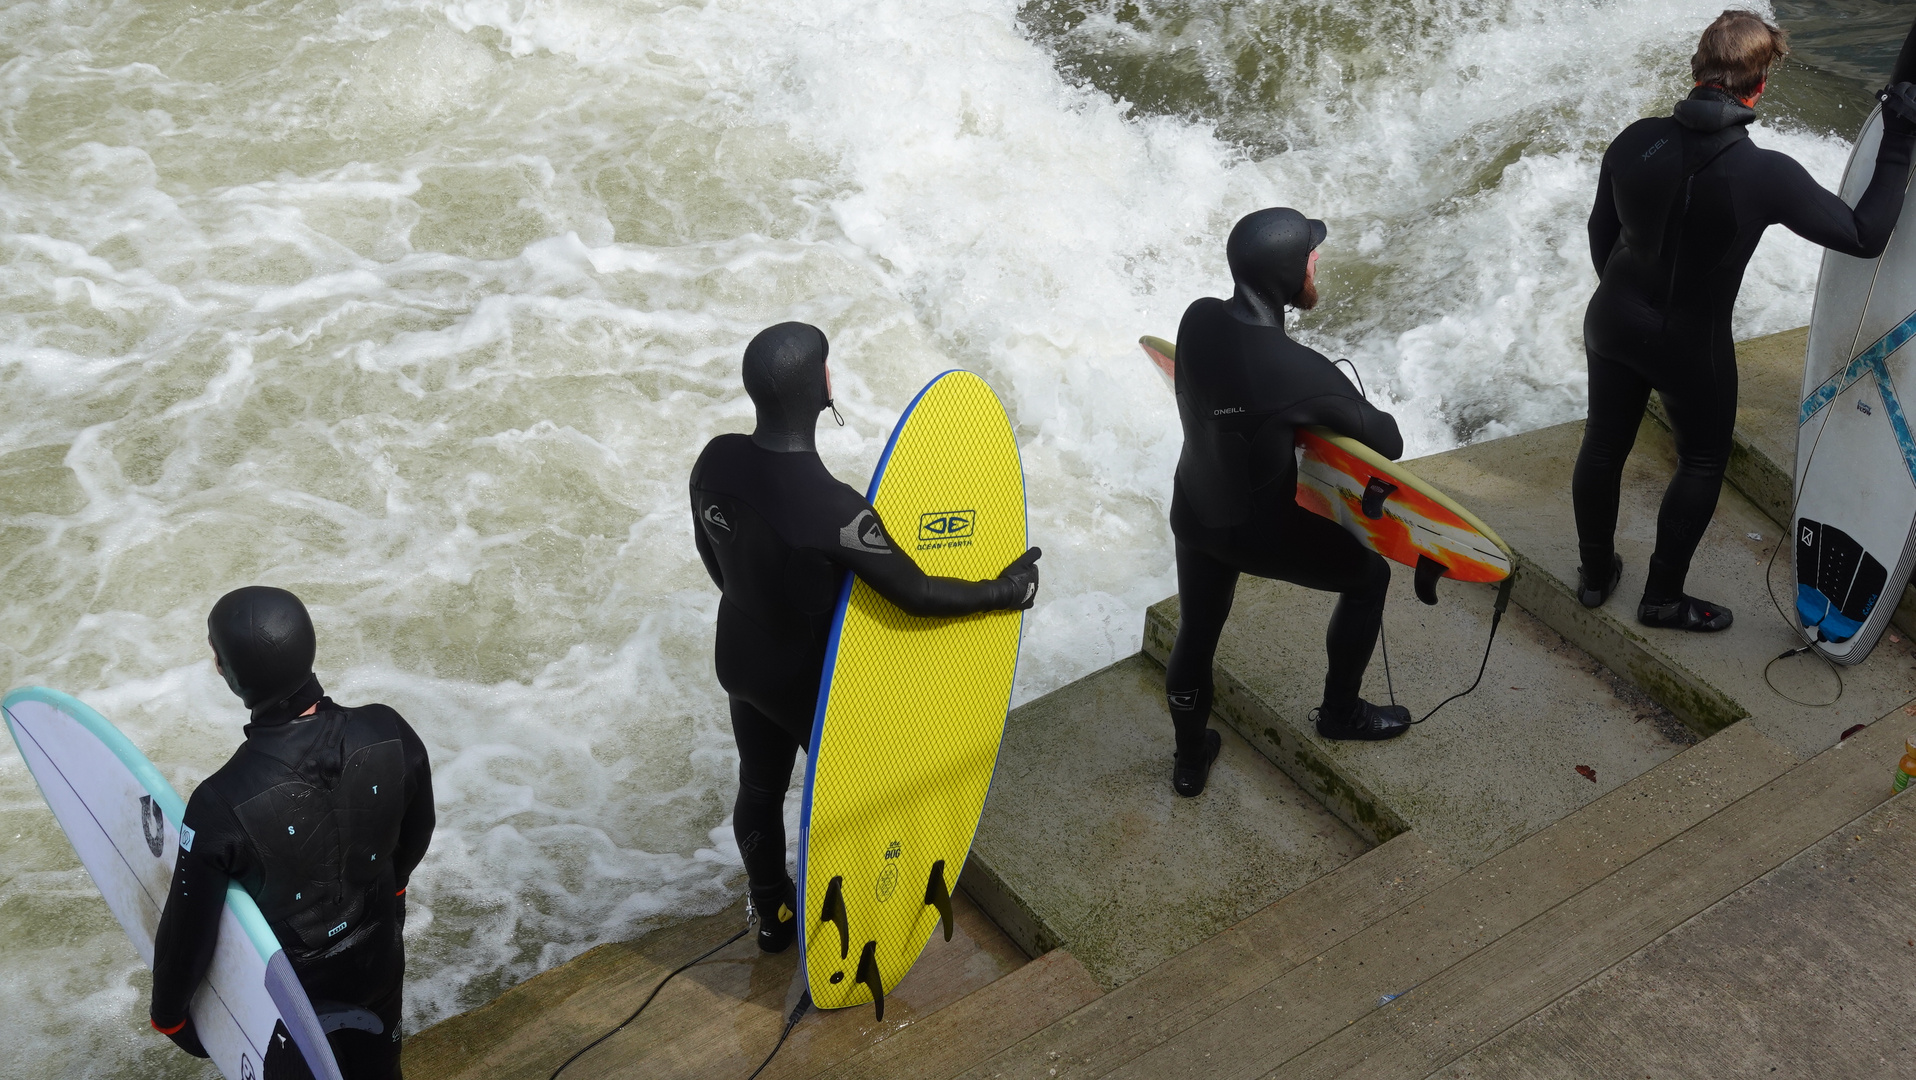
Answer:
151, 588, 433, 1080
1575, 85, 1916, 604
1166, 209, 1406, 775
690, 323, 1036, 920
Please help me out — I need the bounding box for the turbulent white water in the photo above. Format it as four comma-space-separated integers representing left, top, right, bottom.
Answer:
0, 0, 1860, 1074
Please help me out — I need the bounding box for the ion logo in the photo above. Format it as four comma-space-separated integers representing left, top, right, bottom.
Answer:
918, 510, 975, 542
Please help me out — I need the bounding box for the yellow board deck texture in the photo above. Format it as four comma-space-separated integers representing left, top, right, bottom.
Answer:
801, 370, 1027, 1012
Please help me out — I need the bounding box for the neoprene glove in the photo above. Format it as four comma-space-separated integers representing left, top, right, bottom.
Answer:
1880, 81, 1916, 137
996, 547, 1042, 610
152, 1015, 209, 1058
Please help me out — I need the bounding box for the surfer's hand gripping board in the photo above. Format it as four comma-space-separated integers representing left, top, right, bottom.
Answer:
2, 687, 346, 1080
1141, 335, 1514, 603
800, 371, 1026, 1017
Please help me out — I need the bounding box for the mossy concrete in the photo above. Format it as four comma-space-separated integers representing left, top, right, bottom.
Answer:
1417, 409, 1916, 760
963, 653, 1369, 988
1145, 569, 1696, 867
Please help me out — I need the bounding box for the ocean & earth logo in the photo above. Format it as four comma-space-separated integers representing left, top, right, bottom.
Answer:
917, 510, 975, 550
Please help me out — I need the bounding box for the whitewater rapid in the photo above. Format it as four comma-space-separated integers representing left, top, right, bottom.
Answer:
0, 0, 1857, 1074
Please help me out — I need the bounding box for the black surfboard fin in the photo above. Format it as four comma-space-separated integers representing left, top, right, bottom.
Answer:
1362, 476, 1399, 520
1414, 555, 1448, 606
821, 876, 849, 960
855, 940, 885, 1022
923, 859, 953, 942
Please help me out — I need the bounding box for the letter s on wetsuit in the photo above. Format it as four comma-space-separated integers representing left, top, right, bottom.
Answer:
150, 587, 434, 1080
1166, 208, 1409, 797
690, 322, 1037, 948
1575, 74, 1916, 623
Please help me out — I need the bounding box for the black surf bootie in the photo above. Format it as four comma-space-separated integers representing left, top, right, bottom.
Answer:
1172, 728, 1222, 798
1636, 594, 1732, 632
1313, 698, 1412, 741
752, 880, 799, 954
1578, 553, 1623, 608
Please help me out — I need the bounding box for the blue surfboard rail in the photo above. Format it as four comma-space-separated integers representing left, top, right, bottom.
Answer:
2, 685, 345, 1080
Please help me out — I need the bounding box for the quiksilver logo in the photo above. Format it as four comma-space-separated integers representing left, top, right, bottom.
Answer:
701, 504, 732, 533
839, 509, 891, 554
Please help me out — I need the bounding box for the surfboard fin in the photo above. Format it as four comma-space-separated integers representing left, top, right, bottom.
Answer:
855, 940, 885, 1021
924, 859, 954, 942
821, 876, 850, 960
1362, 476, 1399, 520
1414, 555, 1447, 606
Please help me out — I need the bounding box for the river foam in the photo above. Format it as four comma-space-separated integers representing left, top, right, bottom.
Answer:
0, 0, 1856, 1073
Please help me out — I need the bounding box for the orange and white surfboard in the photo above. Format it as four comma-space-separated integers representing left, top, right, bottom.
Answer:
1140, 335, 1512, 602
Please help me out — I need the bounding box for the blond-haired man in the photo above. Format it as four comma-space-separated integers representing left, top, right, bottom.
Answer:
1573, 10, 1916, 629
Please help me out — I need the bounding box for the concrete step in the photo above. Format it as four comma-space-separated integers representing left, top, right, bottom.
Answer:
400, 889, 1034, 1080
1442, 784, 1916, 1080
1143, 570, 1697, 866
939, 701, 1916, 1080
962, 653, 1371, 989
1414, 414, 1916, 759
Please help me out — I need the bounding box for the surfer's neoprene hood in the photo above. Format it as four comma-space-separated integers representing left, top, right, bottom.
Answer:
744, 321, 834, 453
1226, 207, 1326, 325
207, 586, 316, 716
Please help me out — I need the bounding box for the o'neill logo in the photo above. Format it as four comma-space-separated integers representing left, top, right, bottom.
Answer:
918, 510, 975, 543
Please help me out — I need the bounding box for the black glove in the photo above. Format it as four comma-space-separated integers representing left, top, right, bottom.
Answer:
1879, 81, 1916, 137
996, 547, 1042, 610
152, 1015, 209, 1058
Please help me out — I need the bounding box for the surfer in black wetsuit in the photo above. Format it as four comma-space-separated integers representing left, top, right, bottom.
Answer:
1164, 208, 1409, 799
690, 321, 1040, 953
1575, 10, 1916, 631
150, 587, 434, 1080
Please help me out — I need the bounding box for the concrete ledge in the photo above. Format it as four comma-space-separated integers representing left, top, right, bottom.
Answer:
1142, 600, 1409, 846
965, 654, 1369, 988
1506, 548, 1747, 738
958, 849, 1064, 960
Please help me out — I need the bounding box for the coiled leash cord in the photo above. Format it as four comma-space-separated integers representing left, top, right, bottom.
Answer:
1756, 416, 1843, 709
1378, 575, 1513, 724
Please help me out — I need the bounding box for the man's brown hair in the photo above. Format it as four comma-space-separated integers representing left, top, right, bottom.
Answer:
1692, 10, 1790, 98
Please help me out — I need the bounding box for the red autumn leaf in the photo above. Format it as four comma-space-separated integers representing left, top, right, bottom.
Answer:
1575, 765, 1597, 782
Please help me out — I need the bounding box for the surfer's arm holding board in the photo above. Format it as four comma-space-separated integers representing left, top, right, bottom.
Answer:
815, 484, 1041, 615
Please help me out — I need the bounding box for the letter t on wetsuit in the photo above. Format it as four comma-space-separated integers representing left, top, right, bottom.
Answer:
689, 322, 1039, 952
1164, 209, 1411, 799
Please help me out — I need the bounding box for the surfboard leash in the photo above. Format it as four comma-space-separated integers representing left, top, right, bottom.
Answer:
547, 912, 754, 1080
1757, 421, 1844, 709
746, 991, 814, 1080
1379, 574, 1513, 725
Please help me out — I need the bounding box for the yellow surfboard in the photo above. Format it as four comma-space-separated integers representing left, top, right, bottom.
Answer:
799, 370, 1027, 1016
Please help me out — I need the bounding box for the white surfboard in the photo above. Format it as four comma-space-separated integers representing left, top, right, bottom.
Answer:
2, 686, 345, 1080
1796, 105, 1916, 664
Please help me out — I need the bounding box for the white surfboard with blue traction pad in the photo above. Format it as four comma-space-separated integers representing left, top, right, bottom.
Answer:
2, 686, 345, 1080
1797, 104, 1916, 664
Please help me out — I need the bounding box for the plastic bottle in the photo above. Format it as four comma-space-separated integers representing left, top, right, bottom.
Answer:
1895, 739, 1916, 795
